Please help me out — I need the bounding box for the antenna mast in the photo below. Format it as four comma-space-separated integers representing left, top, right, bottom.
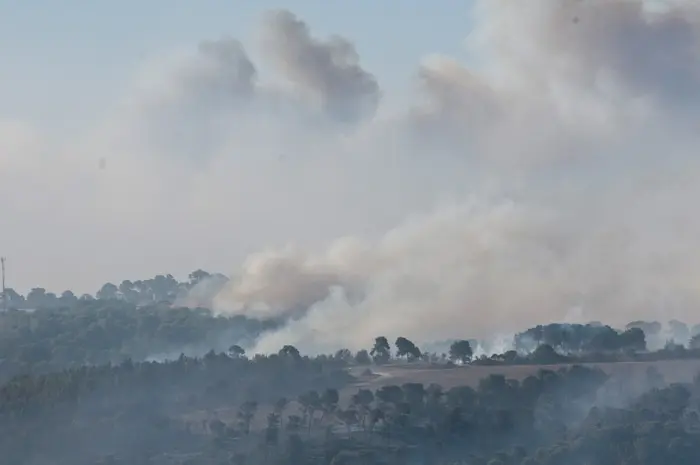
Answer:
1, 257, 6, 311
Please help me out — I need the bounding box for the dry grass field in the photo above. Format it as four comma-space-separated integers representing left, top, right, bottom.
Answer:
346, 358, 700, 395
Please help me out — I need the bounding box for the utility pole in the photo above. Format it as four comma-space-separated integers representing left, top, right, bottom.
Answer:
1, 257, 6, 312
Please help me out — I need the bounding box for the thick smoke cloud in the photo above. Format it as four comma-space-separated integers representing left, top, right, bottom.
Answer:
2, 1, 700, 353
259, 9, 381, 123
211, 0, 700, 354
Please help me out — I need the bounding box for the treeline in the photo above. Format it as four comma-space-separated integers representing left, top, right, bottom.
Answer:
1, 269, 226, 309
515, 323, 646, 353
360, 326, 700, 369
4, 300, 700, 387
312, 324, 700, 370
515, 321, 700, 352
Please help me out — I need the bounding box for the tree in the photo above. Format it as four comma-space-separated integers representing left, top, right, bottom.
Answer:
395, 337, 421, 361
274, 397, 289, 429
446, 385, 477, 411
376, 385, 404, 405
351, 389, 374, 431
118, 280, 139, 303
286, 432, 305, 464
402, 383, 426, 412
334, 348, 353, 362
228, 345, 246, 358
530, 344, 566, 364
96, 283, 119, 300
369, 407, 385, 436
149, 274, 180, 302
59, 290, 78, 307
265, 412, 281, 447
26, 287, 48, 308
3, 288, 24, 307
370, 337, 391, 364
286, 415, 303, 434
279, 345, 301, 360
449, 340, 474, 364
355, 349, 371, 365
237, 401, 258, 435
133, 280, 153, 302
45, 292, 58, 306
337, 408, 359, 434
298, 390, 321, 436
502, 350, 518, 363
188, 269, 211, 286
321, 388, 340, 422
586, 326, 621, 352
619, 327, 646, 352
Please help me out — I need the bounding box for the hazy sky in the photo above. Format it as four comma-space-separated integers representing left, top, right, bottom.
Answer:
3, 0, 700, 349
0, 0, 472, 293
0, 0, 472, 126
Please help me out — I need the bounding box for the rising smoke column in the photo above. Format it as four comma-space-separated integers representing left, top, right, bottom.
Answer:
2, 1, 700, 351
206, 0, 700, 354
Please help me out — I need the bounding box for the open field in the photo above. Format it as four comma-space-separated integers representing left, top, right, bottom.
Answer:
346, 358, 700, 394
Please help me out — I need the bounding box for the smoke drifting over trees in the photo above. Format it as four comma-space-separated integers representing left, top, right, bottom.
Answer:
3, 2, 700, 463
3, 1, 700, 354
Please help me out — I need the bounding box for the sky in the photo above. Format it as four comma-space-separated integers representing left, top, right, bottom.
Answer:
2, 0, 700, 350
0, 0, 472, 126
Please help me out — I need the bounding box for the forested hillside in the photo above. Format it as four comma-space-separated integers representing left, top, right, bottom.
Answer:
4, 277, 700, 464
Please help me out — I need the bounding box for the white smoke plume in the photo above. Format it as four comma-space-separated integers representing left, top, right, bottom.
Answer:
211, 0, 700, 354
3, 1, 700, 354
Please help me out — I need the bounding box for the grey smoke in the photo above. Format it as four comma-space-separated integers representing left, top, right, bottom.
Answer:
175, 273, 230, 310
205, 0, 700, 354
259, 9, 381, 123
195, 38, 257, 99
3, 2, 700, 356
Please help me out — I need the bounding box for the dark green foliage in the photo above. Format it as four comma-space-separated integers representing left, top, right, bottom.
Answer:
370, 336, 391, 364
5, 270, 228, 310
530, 344, 568, 364
449, 340, 473, 364
395, 337, 421, 361
0, 302, 278, 382
515, 323, 648, 354
0, 349, 353, 464
278, 345, 301, 360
